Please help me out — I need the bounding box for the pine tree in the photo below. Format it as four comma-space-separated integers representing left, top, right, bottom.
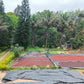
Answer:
0, 0, 10, 50
14, 5, 22, 17
0, 0, 4, 15
15, 0, 31, 49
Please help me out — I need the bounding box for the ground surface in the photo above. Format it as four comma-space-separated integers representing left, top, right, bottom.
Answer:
0, 50, 10, 62
12, 51, 84, 68
0, 50, 84, 83
13, 52, 54, 67
0, 71, 38, 83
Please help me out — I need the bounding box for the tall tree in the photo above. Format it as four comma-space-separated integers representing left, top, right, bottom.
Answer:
0, 0, 10, 50
14, 5, 22, 17
0, 0, 4, 15
15, 0, 31, 49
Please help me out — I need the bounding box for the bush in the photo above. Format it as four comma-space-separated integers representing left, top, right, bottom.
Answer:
40, 66, 46, 69
0, 64, 7, 70
7, 67, 15, 71
58, 66, 62, 69
51, 66, 57, 69
0, 47, 8, 51
42, 45, 45, 48
12, 44, 24, 58
30, 65, 38, 70
24, 67, 31, 70
70, 38, 83, 49
0, 54, 15, 70
46, 65, 50, 69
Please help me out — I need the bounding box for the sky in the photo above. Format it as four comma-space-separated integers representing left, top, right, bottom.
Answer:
3, 0, 84, 14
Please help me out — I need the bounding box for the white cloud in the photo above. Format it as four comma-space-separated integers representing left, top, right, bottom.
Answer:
2, 0, 84, 14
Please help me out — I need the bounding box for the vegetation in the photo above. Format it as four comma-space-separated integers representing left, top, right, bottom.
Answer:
0, 0, 84, 71
11, 44, 24, 58
0, 0, 10, 51
0, 0, 84, 50
14, 0, 31, 49
0, 54, 14, 70
0, 65, 59, 71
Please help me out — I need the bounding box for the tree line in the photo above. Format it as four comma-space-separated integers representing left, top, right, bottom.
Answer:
0, 0, 84, 51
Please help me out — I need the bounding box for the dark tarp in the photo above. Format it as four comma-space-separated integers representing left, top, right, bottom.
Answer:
2, 69, 84, 84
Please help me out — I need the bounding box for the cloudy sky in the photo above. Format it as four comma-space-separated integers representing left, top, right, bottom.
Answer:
3, 0, 84, 14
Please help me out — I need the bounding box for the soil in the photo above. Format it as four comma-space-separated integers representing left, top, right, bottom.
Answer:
13, 57, 54, 67
78, 70, 84, 76
51, 56, 84, 61
0, 71, 6, 83
11, 54, 25, 66
60, 62, 84, 67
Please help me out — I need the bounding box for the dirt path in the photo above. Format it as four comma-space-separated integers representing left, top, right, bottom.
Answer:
0, 50, 8, 57
0, 50, 10, 62
0, 71, 7, 83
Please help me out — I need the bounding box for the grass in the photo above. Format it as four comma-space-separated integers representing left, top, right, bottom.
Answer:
70, 69, 84, 71
22, 48, 68, 54
27, 48, 46, 52
47, 51, 69, 54
22, 48, 48, 54
0, 65, 60, 71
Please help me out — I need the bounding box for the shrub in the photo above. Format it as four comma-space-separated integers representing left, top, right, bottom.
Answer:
40, 66, 46, 69
0, 54, 15, 70
46, 65, 50, 69
58, 66, 62, 69
30, 65, 38, 70
19, 67, 24, 70
12, 44, 24, 58
0, 64, 7, 70
51, 66, 57, 69
7, 67, 15, 71
24, 67, 30, 70
0, 47, 8, 51
42, 45, 45, 48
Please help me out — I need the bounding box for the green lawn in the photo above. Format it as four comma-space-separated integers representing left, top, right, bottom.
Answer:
21, 48, 69, 54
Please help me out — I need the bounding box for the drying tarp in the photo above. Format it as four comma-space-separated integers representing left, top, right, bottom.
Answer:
2, 69, 84, 84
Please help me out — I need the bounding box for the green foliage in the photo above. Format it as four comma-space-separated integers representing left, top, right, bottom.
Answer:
40, 66, 46, 69
42, 45, 45, 48
30, 65, 38, 70
0, 54, 15, 70
51, 66, 57, 69
0, 47, 8, 51
24, 67, 30, 70
7, 67, 15, 71
70, 38, 83, 49
0, 0, 4, 15
6, 12, 19, 29
46, 65, 50, 69
14, 5, 21, 17
0, 0, 10, 50
15, 0, 31, 49
12, 44, 24, 58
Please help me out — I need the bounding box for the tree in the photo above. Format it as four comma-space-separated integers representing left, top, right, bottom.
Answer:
0, 0, 4, 15
15, 0, 31, 49
35, 10, 56, 47
14, 5, 22, 17
0, 0, 10, 50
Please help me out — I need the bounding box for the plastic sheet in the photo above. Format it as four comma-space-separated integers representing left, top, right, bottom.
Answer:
2, 69, 84, 84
